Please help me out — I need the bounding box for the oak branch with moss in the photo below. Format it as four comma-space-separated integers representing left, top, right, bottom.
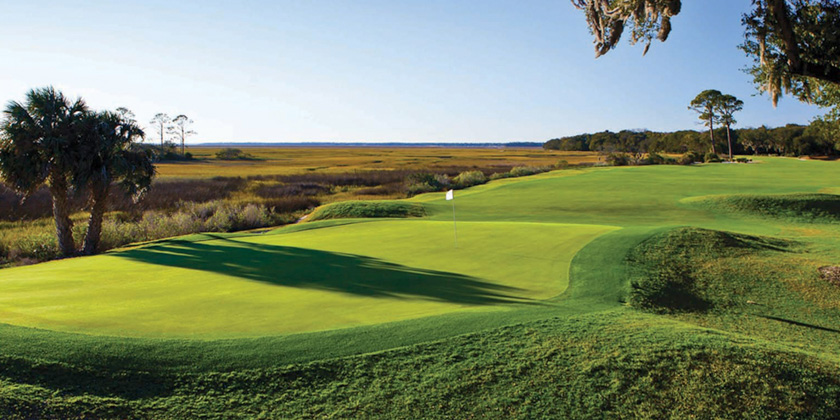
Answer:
573, 0, 840, 106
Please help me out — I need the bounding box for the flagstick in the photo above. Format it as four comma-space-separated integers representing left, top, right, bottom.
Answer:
452, 195, 458, 248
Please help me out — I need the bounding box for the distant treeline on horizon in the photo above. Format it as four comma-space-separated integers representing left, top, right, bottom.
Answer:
543, 123, 839, 156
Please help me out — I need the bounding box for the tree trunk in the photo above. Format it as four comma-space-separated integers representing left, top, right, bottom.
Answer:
726, 124, 733, 161
48, 173, 76, 256
709, 116, 717, 155
83, 181, 110, 255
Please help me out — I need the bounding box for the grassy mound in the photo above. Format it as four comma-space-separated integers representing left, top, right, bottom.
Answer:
2, 310, 839, 419
627, 228, 794, 313
308, 200, 426, 221
691, 193, 840, 223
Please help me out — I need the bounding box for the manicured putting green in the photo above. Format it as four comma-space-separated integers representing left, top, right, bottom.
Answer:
0, 220, 614, 338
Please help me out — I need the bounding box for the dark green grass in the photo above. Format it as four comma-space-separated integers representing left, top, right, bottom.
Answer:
3, 310, 840, 419
690, 193, 840, 223
627, 226, 840, 356
308, 200, 426, 221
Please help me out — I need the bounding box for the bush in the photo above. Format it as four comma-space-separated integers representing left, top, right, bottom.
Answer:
215, 148, 254, 160
489, 171, 513, 180
406, 173, 450, 196
509, 166, 547, 177
555, 160, 570, 169
678, 151, 703, 165
308, 201, 427, 221
704, 152, 722, 163
644, 153, 675, 165
605, 153, 630, 166
453, 171, 487, 188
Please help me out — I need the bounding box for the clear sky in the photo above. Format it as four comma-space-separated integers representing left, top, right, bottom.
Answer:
0, 1, 828, 143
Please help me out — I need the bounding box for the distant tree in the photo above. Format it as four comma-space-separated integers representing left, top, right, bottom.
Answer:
689, 90, 724, 155
169, 114, 195, 156
75, 111, 155, 254
149, 113, 171, 151
717, 94, 744, 161
115, 107, 136, 125
806, 117, 840, 155
0, 87, 89, 256
215, 148, 253, 160
739, 126, 770, 155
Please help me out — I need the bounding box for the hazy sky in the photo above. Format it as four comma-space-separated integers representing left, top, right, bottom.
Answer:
0, 1, 828, 143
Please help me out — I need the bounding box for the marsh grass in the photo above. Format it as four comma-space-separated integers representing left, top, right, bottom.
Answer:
1, 148, 582, 266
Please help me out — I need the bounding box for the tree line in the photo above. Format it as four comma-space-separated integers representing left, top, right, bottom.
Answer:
544, 123, 836, 158
0, 87, 155, 256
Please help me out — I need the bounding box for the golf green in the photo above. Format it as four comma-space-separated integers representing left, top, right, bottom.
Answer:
0, 220, 614, 338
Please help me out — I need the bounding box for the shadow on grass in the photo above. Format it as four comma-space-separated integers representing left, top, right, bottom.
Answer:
758, 315, 840, 334
117, 235, 531, 306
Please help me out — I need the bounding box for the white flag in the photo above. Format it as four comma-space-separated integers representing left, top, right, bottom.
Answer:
445, 189, 454, 201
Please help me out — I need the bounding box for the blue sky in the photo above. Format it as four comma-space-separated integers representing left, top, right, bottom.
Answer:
0, 1, 827, 143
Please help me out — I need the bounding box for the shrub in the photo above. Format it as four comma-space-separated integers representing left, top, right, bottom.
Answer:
555, 160, 570, 169
678, 151, 703, 165
489, 171, 513, 180
453, 171, 487, 188
406, 173, 450, 196
605, 153, 630, 166
215, 148, 254, 160
644, 153, 675, 165
308, 201, 427, 221
704, 152, 722, 163
509, 166, 546, 177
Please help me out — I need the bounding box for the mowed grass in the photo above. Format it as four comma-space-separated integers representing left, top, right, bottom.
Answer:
0, 220, 613, 338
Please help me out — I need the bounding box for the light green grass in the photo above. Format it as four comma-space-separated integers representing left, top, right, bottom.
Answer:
0, 220, 613, 338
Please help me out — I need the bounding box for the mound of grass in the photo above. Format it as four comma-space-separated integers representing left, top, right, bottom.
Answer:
627, 227, 794, 313
2, 310, 839, 419
627, 226, 840, 357
308, 200, 427, 221
693, 193, 840, 223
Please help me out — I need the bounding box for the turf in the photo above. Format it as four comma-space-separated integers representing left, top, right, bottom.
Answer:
3, 156, 840, 418
0, 220, 613, 338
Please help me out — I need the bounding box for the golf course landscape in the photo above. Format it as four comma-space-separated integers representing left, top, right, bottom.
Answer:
2, 156, 840, 418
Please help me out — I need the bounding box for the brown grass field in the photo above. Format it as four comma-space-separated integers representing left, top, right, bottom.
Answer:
0, 147, 601, 266
156, 147, 601, 178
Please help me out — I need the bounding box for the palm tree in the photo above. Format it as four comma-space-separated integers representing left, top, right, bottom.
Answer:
0, 87, 89, 256
75, 110, 155, 254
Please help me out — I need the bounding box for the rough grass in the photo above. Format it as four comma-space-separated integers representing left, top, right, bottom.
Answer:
689, 193, 840, 223
308, 201, 427, 221
627, 225, 840, 357
627, 227, 794, 312
1, 310, 839, 419
156, 147, 599, 178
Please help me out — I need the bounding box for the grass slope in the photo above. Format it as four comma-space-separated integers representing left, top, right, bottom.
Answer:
3, 157, 840, 417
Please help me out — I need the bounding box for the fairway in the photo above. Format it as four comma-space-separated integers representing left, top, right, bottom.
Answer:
0, 220, 613, 338
2, 157, 840, 341
3, 157, 840, 417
